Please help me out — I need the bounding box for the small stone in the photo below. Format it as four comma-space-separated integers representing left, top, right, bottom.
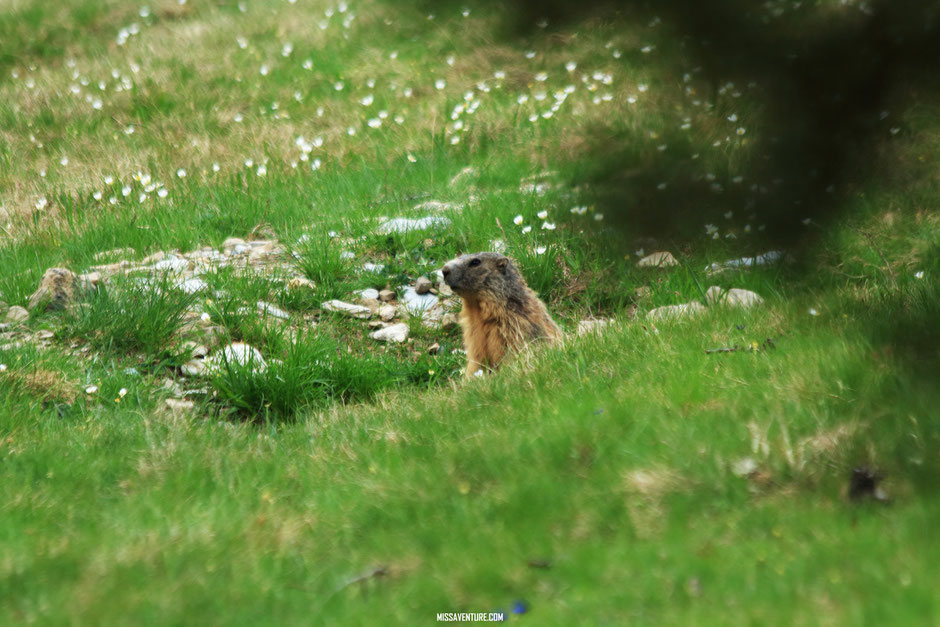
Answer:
448, 167, 477, 186
222, 237, 247, 250
84, 385, 99, 394
5, 306, 29, 323
441, 312, 459, 330
90, 261, 131, 274
378, 289, 396, 302
367, 320, 386, 329
376, 216, 451, 234
182, 341, 209, 358
414, 199, 465, 212
731, 457, 759, 477
400, 286, 438, 316
177, 277, 208, 294
415, 277, 433, 294
637, 251, 679, 268
428, 342, 441, 355
361, 298, 382, 313
706, 286, 764, 308
79, 272, 102, 290
378, 304, 397, 321
181, 359, 208, 377
28, 267, 77, 311
164, 398, 195, 412
647, 301, 706, 321
705, 250, 784, 275
358, 288, 380, 301
322, 300, 371, 318
370, 322, 409, 343
141, 250, 166, 264
437, 274, 453, 297
257, 301, 290, 320
577, 319, 612, 336
213, 342, 267, 373
35, 329, 55, 340
248, 223, 277, 240
152, 257, 190, 274
287, 276, 315, 292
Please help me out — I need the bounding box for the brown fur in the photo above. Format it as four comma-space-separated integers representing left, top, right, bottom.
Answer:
441, 252, 562, 378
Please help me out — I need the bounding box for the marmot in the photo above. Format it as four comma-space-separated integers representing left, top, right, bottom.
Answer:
441, 252, 562, 378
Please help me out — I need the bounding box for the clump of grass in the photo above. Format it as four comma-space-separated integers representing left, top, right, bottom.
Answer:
289, 230, 357, 302
210, 330, 393, 420
60, 272, 196, 364
0, 366, 77, 405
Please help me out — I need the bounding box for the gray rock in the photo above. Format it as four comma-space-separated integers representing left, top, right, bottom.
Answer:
78, 272, 102, 291
257, 301, 290, 320
222, 237, 247, 250
441, 312, 459, 330
181, 359, 208, 377
213, 342, 267, 373
448, 167, 477, 186
378, 289, 396, 302
436, 272, 453, 297
321, 300, 371, 318
152, 256, 190, 274
731, 457, 759, 477
577, 319, 613, 336
637, 251, 679, 268
376, 216, 450, 234
361, 262, 386, 273
647, 301, 706, 321
287, 276, 315, 292
28, 267, 77, 311
705, 286, 764, 308
358, 288, 380, 301
164, 398, 195, 412
141, 250, 166, 264
378, 304, 397, 321
177, 277, 208, 294
361, 298, 382, 313
415, 277, 433, 295
400, 286, 439, 316
705, 250, 783, 275
5, 306, 29, 324
182, 341, 209, 358
370, 322, 409, 343
414, 200, 465, 212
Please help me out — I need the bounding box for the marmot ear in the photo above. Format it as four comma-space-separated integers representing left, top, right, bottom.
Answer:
496, 257, 508, 271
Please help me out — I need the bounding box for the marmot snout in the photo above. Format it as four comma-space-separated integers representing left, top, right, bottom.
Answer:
441, 252, 562, 378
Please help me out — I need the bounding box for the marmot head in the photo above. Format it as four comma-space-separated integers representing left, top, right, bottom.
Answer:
441, 252, 525, 299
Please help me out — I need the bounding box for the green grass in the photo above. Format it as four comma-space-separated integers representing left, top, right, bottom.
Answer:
0, 0, 938, 623
58, 272, 197, 366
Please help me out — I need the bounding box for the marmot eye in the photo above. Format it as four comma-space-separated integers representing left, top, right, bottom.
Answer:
469, 258, 482, 267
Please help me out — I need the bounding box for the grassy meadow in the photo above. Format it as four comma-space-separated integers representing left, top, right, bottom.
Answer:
1, 0, 938, 623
